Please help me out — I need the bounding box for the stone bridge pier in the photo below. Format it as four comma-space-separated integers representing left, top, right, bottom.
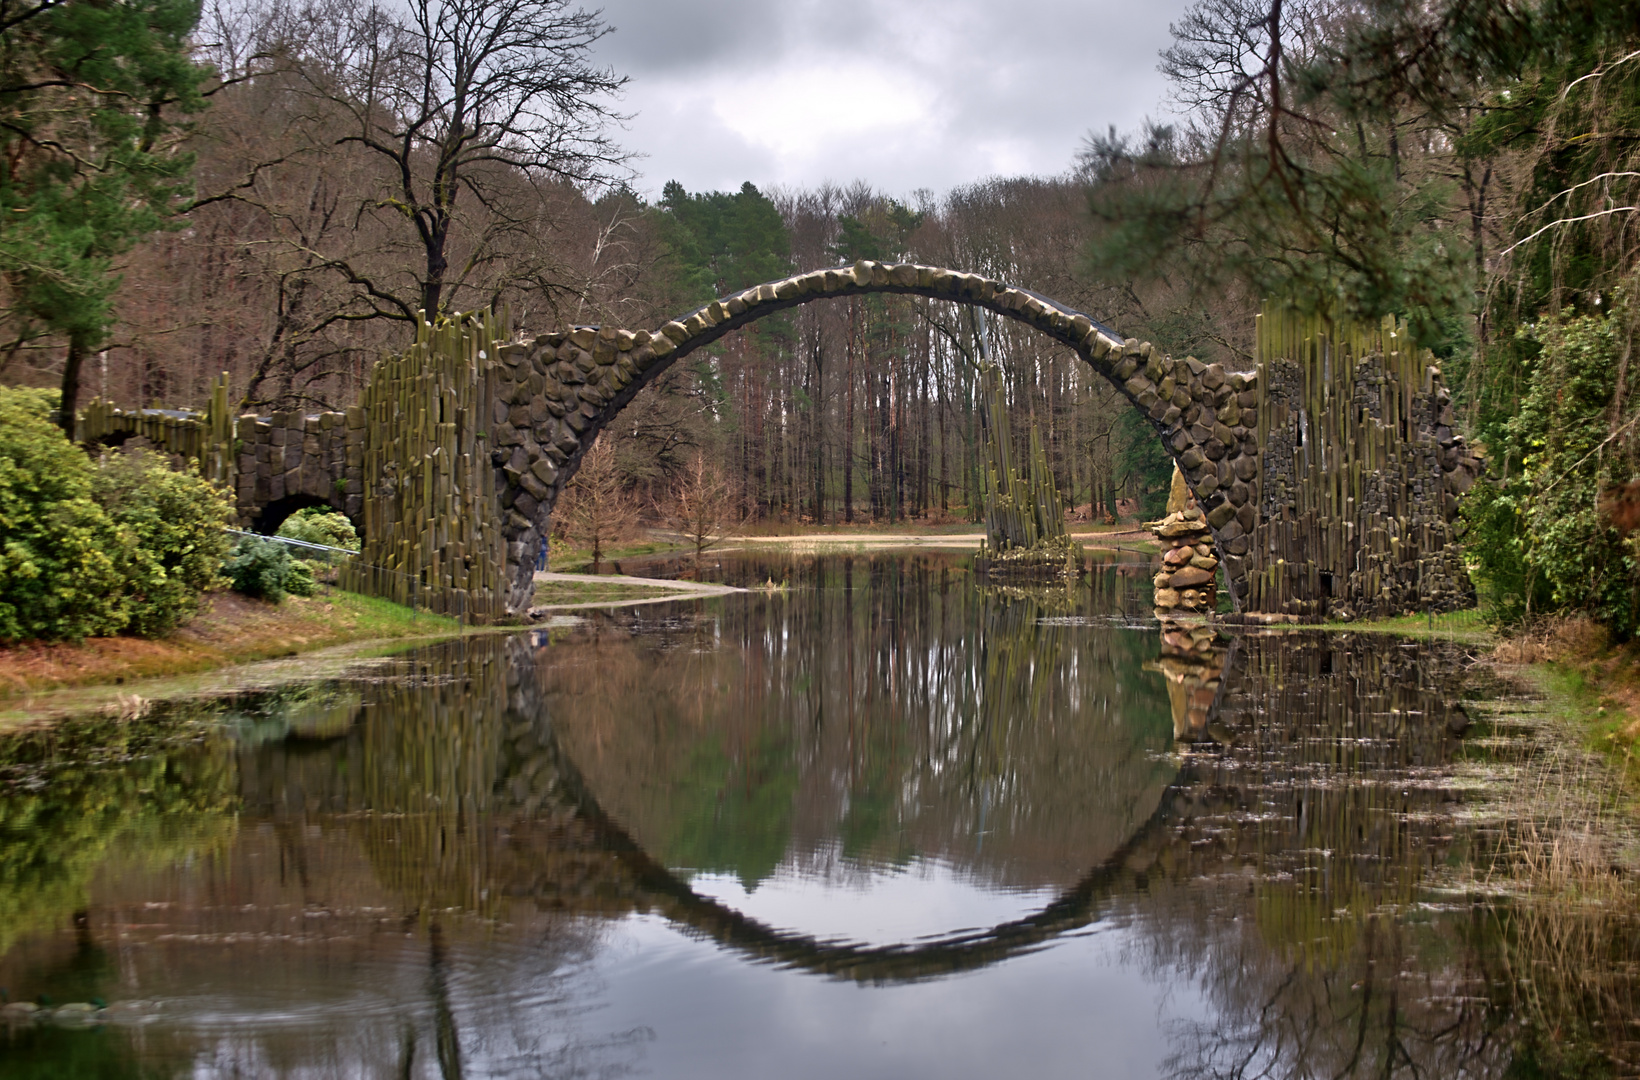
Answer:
78, 262, 1479, 622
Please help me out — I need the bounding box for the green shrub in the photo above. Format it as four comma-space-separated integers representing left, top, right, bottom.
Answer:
92, 450, 233, 636
0, 388, 128, 643
276, 506, 359, 550
1473, 305, 1640, 635
221, 536, 316, 603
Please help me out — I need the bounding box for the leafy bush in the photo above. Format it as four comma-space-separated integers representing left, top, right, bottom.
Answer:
92, 450, 233, 636
1468, 303, 1640, 635
275, 506, 359, 550
0, 388, 128, 643
221, 536, 316, 603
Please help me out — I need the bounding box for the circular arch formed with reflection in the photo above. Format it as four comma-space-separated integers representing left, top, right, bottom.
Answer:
542, 720, 1181, 984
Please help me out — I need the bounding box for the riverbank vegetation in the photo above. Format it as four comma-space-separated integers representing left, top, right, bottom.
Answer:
0, 388, 231, 643
0, 589, 462, 698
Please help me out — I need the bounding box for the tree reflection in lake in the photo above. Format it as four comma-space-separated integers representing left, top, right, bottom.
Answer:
545, 554, 1176, 894
0, 555, 1637, 1078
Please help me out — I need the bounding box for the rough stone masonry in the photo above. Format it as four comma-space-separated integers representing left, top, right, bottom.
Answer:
79, 262, 1480, 622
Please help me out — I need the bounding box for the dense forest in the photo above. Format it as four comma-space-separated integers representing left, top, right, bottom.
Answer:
3, 0, 1639, 627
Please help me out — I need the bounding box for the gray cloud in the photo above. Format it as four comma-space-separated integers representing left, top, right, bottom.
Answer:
588, 0, 1194, 200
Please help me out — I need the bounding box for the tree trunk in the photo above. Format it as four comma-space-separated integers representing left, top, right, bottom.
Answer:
845, 300, 856, 523
57, 333, 89, 437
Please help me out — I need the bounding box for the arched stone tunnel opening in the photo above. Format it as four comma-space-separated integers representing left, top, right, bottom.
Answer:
252, 493, 358, 539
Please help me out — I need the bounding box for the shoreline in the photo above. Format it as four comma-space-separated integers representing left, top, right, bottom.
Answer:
527, 571, 746, 614
0, 590, 474, 726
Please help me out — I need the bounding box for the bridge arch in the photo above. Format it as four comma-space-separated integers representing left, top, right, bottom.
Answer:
494, 260, 1257, 611
251, 492, 352, 536
78, 262, 1477, 621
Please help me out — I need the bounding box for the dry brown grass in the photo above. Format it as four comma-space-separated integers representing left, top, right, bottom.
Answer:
1491, 615, 1610, 665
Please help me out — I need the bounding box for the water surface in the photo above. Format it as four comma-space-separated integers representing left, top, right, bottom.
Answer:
1, 552, 1636, 1078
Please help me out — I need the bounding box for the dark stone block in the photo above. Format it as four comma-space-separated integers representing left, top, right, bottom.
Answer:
518, 471, 549, 501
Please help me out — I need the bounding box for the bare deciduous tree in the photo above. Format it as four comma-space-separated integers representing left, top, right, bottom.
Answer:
288, 0, 631, 319
671, 451, 740, 569
557, 434, 635, 572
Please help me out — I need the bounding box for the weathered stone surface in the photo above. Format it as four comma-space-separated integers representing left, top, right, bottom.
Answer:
1169, 566, 1216, 589
85, 260, 1476, 625
1156, 516, 1211, 538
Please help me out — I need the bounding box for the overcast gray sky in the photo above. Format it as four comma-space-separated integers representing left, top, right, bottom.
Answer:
589, 0, 1195, 201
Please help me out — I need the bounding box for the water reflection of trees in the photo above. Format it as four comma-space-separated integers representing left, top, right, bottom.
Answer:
0, 706, 239, 958
6, 587, 1640, 1076
1127, 631, 1639, 1080
547, 554, 1177, 890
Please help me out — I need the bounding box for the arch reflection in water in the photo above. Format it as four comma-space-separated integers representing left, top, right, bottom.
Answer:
2, 557, 1639, 1078
544, 555, 1177, 899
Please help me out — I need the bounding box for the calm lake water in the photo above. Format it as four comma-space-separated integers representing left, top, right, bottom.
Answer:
2, 551, 1638, 1079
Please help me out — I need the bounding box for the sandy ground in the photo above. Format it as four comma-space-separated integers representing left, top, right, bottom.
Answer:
527, 571, 746, 614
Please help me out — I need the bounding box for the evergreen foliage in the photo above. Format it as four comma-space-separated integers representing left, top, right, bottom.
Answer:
221, 536, 317, 604
658, 181, 793, 301
275, 506, 360, 551
92, 450, 232, 636
0, 0, 212, 426
0, 388, 232, 641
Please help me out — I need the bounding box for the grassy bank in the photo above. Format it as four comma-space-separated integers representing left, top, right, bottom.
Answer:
0, 590, 466, 699
1314, 607, 1494, 643
1490, 618, 1640, 796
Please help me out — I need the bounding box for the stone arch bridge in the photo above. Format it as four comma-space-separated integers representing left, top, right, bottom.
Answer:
78, 261, 1478, 621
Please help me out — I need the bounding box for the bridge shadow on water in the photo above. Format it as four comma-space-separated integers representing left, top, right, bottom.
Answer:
1, 554, 1637, 1077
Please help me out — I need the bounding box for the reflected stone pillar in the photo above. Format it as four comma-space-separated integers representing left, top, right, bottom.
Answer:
1145, 625, 1228, 740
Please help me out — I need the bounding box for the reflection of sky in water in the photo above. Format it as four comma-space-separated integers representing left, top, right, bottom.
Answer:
586, 913, 1196, 1080
9, 556, 1616, 1077
684, 851, 1062, 946
67, 907, 1200, 1078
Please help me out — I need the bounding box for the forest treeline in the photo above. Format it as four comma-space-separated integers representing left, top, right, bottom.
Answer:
2, 0, 1639, 627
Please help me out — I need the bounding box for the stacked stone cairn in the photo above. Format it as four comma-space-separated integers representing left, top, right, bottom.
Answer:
1148, 467, 1219, 619
1143, 465, 1229, 738
1144, 641, 1227, 741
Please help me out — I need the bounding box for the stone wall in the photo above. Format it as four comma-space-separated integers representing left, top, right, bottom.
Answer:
233, 409, 358, 528
1237, 308, 1478, 619
75, 264, 1482, 623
